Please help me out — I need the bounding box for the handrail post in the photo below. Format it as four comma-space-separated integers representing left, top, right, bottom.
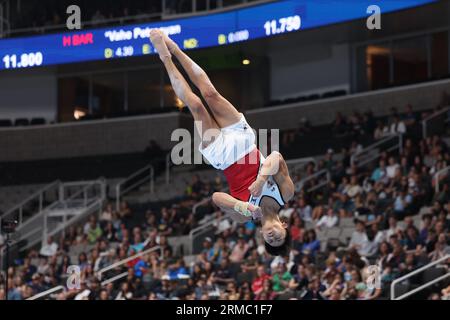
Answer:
422, 120, 427, 140
166, 153, 170, 185
115, 183, 121, 212
150, 166, 154, 194
43, 210, 48, 247
59, 184, 64, 202
39, 192, 43, 213
83, 187, 87, 207
19, 206, 23, 225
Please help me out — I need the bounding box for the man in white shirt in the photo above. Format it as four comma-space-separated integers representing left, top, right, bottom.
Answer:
385, 216, 402, 239
386, 157, 400, 179
316, 209, 338, 229
390, 115, 406, 135
349, 219, 368, 252
39, 236, 58, 257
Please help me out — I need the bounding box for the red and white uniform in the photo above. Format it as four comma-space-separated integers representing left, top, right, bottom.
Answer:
199, 114, 285, 207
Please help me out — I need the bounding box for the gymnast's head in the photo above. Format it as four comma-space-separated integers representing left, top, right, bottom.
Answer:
261, 215, 291, 256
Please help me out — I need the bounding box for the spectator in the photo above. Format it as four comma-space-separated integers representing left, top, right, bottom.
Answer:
229, 236, 250, 263
84, 216, 103, 244
300, 229, 321, 258
271, 263, 292, 293
254, 278, 276, 300
39, 236, 58, 257
316, 208, 339, 229
390, 115, 407, 134
251, 265, 271, 295
349, 219, 368, 254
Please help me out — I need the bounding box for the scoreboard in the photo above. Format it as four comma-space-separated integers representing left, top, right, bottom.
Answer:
0, 0, 436, 70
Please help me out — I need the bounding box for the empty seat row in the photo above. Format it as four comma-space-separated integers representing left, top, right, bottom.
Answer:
267, 90, 347, 107
0, 118, 47, 127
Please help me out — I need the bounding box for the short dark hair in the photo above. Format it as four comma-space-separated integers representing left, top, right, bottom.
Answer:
264, 228, 291, 256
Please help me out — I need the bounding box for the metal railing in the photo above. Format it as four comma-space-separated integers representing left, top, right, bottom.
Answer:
422, 106, 450, 139
192, 197, 212, 216
1, 180, 106, 269
20, 180, 105, 252
0, 180, 60, 227
26, 245, 162, 300
295, 168, 331, 193
350, 133, 403, 168
96, 245, 162, 283
391, 254, 449, 300
286, 157, 318, 176
26, 285, 65, 301
433, 165, 450, 193
115, 164, 154, 211
189, 213, 231, 255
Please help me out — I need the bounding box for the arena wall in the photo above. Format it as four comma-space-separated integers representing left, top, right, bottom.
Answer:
1, 78, 449, 162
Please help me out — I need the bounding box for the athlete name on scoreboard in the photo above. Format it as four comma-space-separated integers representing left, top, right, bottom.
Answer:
103, 25, 182, 43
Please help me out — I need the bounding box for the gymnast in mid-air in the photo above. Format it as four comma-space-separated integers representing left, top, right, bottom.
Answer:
150, 29, 295, 256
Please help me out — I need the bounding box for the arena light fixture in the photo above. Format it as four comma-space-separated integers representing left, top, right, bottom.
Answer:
242, 59, 251, 65
74, 107, 87, 120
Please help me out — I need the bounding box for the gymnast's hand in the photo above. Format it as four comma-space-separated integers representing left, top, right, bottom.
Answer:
248, 203, 263, 220
248, 176, 266, 198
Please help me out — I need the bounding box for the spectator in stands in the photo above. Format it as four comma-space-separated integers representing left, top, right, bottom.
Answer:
297, 197, 312, 222
386, 157, 400, 180
349, 219, 368, 254
316, 208, 338, 230
229, 236, 250, 263
373, 121, 389, 140
429, 233, 449, 261
393, 188, 413, 220
385, 216, 402, 240
91, 10, 106, 26
100, 203, 114, 225
371, 159, 387, 183
254, 278, 276, 300
251, 265, 271, 295
271, 262, 292, 294
389, 115, 406, 134
403, 104, 417, 127
290, 216, 305, 243
118, 201, 133, 225
333, 112, 348, 136
84, 216, 103, 244
300, 229, 321, 258
301, 276, 325, 300
39, 236, 58, 257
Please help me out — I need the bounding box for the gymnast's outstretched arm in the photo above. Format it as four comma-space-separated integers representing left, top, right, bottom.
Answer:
212, 192, 261, 223
248, 151, 295, 201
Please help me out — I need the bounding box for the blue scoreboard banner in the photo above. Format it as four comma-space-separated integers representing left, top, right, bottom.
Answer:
0, 0, 436, 70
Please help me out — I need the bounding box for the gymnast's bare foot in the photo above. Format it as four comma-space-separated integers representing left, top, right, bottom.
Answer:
162, 32, 179, 54
149, 29, 171, 62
